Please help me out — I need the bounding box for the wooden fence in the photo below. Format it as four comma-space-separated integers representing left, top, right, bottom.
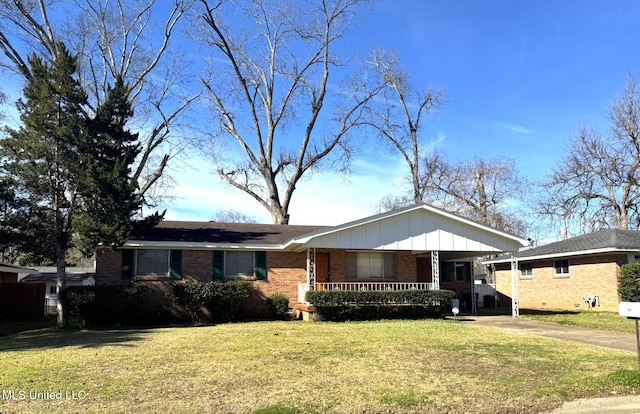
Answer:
0, 283, 46, 320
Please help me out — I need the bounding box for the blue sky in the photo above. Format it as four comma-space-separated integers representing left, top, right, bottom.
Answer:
162, 0, 640, 235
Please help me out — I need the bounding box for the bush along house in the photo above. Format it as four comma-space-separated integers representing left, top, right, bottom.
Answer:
94, 204, 529, 316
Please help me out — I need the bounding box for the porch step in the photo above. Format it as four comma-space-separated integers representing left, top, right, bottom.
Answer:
293, 303, 316, 322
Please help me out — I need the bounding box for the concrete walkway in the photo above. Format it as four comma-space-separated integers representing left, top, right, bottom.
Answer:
458, 315, 640, 413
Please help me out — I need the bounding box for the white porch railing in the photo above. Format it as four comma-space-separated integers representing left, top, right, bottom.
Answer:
316, 282, 435, 292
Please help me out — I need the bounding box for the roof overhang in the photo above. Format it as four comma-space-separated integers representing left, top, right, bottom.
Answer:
0, 264, 39, 274
483, 247, 640, 264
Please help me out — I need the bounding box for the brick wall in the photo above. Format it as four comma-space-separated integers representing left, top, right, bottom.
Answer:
494, 254, 627, 312
182, 250, 212, 281
251, 251, 307, 309
95, 248, 307, 310
95, 249, 121, 285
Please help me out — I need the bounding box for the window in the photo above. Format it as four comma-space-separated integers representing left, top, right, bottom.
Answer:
121, 249, 182, 280
440, 261, 471, 282
454, 263, 469, 281
225, 251, 254, 277
554, 259, 569, 275
136, 249, 170, 276
346, 252, 395, 279
520, 263, 533, 277
212, 251, 267, 280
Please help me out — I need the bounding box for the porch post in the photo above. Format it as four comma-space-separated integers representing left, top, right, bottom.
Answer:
307, 248, 315, 290
471, 261, 477, 315
431, 251, 440, 290
306, 248, 317, 290
511, 252, 519, 318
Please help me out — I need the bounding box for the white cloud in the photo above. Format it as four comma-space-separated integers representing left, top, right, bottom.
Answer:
495, 121, 534, 134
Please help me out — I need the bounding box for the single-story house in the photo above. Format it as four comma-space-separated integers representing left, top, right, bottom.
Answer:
20, 268, 95, 315
485, 229, 640, 313
95, 204, 529, 314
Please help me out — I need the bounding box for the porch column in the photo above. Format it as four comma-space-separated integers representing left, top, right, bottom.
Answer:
471, 261, 477, 315
511, 252, 519, 318
306, 248, 317, 290
431, 251, 440, 290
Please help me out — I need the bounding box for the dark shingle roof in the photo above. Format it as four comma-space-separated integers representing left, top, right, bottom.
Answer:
130, 221, 328, 245
519, 229, 640, 258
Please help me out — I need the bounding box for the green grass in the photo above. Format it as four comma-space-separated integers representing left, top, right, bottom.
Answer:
521, 310, 638, 333
0, 319, 637, 414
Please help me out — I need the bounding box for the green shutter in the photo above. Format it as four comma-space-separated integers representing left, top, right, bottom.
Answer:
212, 251, 224, 280
169, 250, 183, 280
255, 251, 267, 280
121, 250, 134, 280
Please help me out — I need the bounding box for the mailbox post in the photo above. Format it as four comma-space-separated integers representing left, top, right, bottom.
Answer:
619, 302, 640, 370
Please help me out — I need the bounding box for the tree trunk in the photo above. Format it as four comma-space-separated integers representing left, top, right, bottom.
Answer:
55, 240, 66, 329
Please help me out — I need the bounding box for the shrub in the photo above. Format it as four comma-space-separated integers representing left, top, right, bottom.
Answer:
266, 293, 290, 319
305, 289, 455, 322
619, 261, 640, 302
205, 280, 253, 322
171, 280, 253, 324
60, 284, 153, 327
171, 282, 212, 324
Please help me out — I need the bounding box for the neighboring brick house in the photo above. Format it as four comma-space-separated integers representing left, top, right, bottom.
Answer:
95, 204, 528, 312
486, 229, 640, 313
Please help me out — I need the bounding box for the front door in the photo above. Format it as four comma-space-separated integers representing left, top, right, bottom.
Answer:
315, 253, 329, 284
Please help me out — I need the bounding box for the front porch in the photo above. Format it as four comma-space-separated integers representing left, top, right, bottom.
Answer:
286, 204, 528, 317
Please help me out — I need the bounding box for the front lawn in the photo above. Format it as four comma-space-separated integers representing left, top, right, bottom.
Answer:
0, 319, 637, 413
522, 310, 637, 333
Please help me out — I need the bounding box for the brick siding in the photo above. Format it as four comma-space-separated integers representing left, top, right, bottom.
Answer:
494, 254, 627, 312
95, 248, 471, 311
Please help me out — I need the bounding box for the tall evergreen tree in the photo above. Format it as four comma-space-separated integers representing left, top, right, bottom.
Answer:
1, 42, 88, 327
74, 75, 162, 256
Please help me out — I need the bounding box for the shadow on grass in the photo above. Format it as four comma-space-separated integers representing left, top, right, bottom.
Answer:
0, 325, 150, 351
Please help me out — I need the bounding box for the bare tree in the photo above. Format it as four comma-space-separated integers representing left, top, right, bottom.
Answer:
365, 50, 444, 204
0, 0, 199, 206
212, 209, 257, 223
423, 153, 527, 234
196, 0, 382, 224
541, 76, 640, 232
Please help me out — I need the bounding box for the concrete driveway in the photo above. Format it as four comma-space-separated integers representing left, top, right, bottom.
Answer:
458, 315, 640, 413
462, 315, 638, 353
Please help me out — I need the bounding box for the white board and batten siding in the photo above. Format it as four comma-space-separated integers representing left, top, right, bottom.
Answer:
301, 207, 525, 253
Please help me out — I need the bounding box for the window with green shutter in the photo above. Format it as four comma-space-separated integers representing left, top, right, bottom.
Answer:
123, 249, 183, 279
211, 251, 267, 280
